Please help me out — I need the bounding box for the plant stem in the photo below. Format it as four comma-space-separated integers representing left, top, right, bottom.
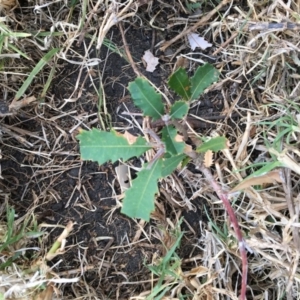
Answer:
45, 221, 74, 261
198, 163, 248, 300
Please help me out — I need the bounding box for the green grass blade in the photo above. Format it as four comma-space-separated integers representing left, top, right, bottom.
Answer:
40, 63, 56, 100
197, 136, 228, 153
7, 44, 31, 60
14, 48, 60, 101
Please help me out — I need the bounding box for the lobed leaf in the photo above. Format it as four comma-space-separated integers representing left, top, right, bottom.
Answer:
121, 159, 162, 221
128, 78, 164, 120
197, 136, 228, 153
161, 154, 186, 177
190, 63, 219, 100
168, 67, 191, 100
77, 128, 151, 165
170, 101, 189, 120
161, 126, 185, 155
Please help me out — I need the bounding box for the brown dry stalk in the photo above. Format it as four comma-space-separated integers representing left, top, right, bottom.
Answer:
160, 0, 232, 52
77, 0, 103, 46
212, 32, 238, 56
118, 22, 141, 77
9, 96, 37, 111
282, 168, 300, 251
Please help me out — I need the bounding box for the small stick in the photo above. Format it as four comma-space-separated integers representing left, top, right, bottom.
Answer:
172, 119, 188, 141
97, 237, 114, 258
45, 221, 74, 261
160, 0, 232, 52
144, 128, 166, 169
118, 22, 141, 77
212, 32, 238, 56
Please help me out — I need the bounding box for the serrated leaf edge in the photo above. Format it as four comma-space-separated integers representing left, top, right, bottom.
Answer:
196, 136, 227, 153
129, 78, 164, 119
190, 64, 219, 100
168, 68, 191, 100
162, 125, 185, 155
78, 129, 151, 165
170, 101, 189, 119
121, 159, 162, 220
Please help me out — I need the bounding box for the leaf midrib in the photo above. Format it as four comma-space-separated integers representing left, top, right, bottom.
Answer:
138, 84, 163, 118
190, 67, 216, 100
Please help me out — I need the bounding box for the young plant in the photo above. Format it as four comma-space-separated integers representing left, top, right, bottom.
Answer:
77, 63, 222, 221
77, 63, 248, 299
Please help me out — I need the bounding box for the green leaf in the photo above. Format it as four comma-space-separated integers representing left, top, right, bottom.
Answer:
247, 161, 283, 178
161, 154, 186, 177
161, 126, 185, 155
14, 48, 60, 101
77, 128, 151, 165
161, 231, 183, 268
121, 159, 162, 221
190, 63, 219, 100
197, 136, 228, 153
170, 101, 189, 120
25, 231, 44, 238
8, 43, 31, 60
40, 63, 56, 99
181, 155, 190, 168
128, 78, 164, 120
70, 0, 79, 7
168, 68, 191, 100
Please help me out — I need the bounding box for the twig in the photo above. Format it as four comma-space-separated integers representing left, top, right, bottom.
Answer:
160, 0, 232, 52
97, 237, 114, 258
118, 22, 141, 77
144, 128, 166, 169
195, 160, 248, 300
212, 32, 238, 56
172, 119, 188, 141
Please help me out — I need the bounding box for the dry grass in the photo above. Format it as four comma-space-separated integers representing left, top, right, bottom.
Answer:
0, 0, 300, 299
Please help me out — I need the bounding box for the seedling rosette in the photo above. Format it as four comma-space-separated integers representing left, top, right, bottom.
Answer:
77, 63, 221, 222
